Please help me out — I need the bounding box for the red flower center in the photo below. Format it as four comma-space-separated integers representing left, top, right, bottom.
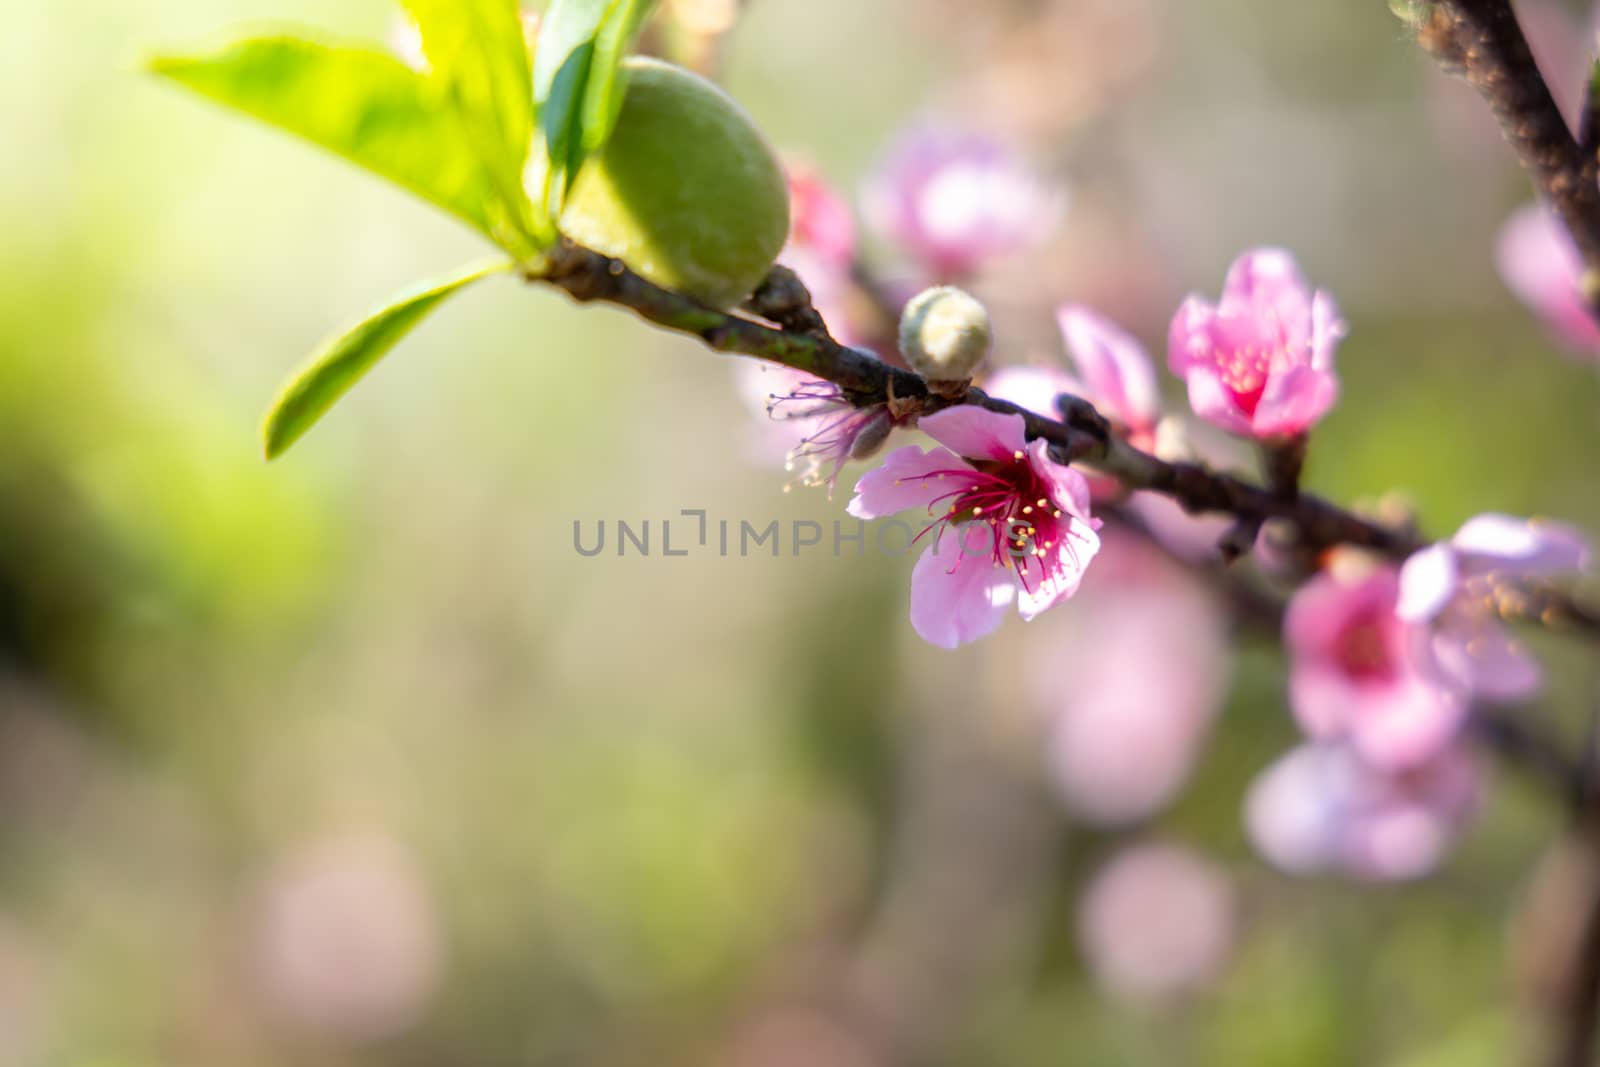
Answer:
1334, 609, 1396, 682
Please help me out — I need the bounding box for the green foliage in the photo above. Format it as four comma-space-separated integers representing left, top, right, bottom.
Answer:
148, 37, 513, 244
261, 260, 511, 460
400, 0, 543, 250
151, 2, 665, 453
533, 0, 660, 219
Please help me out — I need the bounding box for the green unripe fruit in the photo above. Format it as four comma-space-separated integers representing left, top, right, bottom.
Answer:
899, 286, 993, 383
546, 58, 789, 309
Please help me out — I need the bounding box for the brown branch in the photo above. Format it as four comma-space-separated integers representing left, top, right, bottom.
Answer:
529, 239, 1599, 634
1420, 0, 1600, 308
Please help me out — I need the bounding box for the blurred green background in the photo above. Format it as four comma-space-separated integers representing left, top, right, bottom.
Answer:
1, 1, 1598, 1064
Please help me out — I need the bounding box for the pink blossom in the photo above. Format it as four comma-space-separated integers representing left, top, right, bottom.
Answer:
1285, 565, 1465, 771
1168, 249, 1345, 438
1077, 843, 1236, 1001
847, 407, 1100, 648
1035, 533, 1230, 825
861, 124, 1064, 281
1496, 205, 1600, 358
252, 830, 443, 1040
985, 305, 1160, 441
734, 359, 897, 495
784, 162, 856, 270
1246, 743, 1480, 882
1399, 514, 1592, 702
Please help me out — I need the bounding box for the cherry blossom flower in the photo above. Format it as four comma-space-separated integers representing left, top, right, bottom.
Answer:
1168, 249, 1345, 439
1246, 742, 1480, 882
1285, 563, 1465, 771
847, 407, 1100, 647
861, 124, 1064, 281
1035, 533, 1230, 825
1399, 513, 1592, 702
1078, 843, 1237, 1001
1496, 205, 1600, 358
986, 304, 1160, 441
734, 360, 896, 494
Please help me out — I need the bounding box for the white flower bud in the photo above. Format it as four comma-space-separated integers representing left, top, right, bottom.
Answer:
898, 286, 992, 384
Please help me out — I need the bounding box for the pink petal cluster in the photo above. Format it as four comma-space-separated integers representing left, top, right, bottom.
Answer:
1169, 249, 1345, 439
1246, 743, 1480, 882
985, 305, 1160, 443
847, 407, 1101, 648
862, 125, 1064, 282
1036, 533, 1230, 825
1496, 205, 1600, 358
1077, 843, 1236, 1001
1399, 513, 1592, 702
1285, 565, 1464, 771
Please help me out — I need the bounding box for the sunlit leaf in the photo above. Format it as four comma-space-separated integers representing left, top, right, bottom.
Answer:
534, 0, 610, 216
261, 260, 511, 460
149, 36, 507, 243
401, 0, 542, 250
580, 0, 659, 156
532, 0, 657, 220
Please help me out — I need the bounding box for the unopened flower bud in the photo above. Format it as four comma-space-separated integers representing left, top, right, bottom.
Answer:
898, 286, 992, 384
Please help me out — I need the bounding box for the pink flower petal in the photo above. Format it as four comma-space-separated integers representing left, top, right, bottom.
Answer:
983, 365, 1083, 421
1287, 664, 1356, 742
908, 542, 1016, 648
1430, 620, 1544, 703
846, 445, 971, 519
1167, 296, 1216, 375
1496, 204, 1600, 356
1057, 305, 1160, 429
1309, 290, 1347, 371
1017, 515, 1100, 620
1346, 675, 1466, 772
1453, 513, 1592, 574
1251, 365, 1338, 438
1180, 365, 1254, 436
1024, 439, 1093, 519
917, 406, 1029, 462
1396, 542, 1460, 623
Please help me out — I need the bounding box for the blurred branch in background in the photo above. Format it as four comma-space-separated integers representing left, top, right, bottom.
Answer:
1411, 0, 1600, 314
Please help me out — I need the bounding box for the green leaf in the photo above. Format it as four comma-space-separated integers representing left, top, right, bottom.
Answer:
532, 0, 658, 219
534, 0, 610, 214
149, 36, 510, 242
401, 0, 542, 251
581, 0, 659, 156
261, 260, 511, 460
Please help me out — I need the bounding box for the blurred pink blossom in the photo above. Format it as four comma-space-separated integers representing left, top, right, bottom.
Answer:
1246, 743, 1480, 882
1168, 249, 1344, 439
1399, 513, 1592, 702
1285, 565, 1465, 771
251, 831, 443, 1042
1496, 205, 1600, 358
861, 124, 1064, 281
986, 305, 1160, 442
1036, 532, 1230, 825
784, 162, 856, 270
1077, 843, 1237, 1001
848, 407, 1100, 647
